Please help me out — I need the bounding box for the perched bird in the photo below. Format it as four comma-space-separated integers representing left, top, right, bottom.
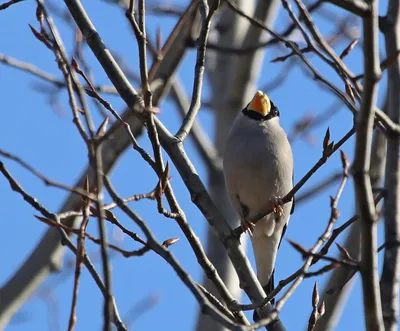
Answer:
223, 90, 294, 308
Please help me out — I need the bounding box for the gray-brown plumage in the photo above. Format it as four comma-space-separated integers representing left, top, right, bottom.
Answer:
223, 91, 294, 305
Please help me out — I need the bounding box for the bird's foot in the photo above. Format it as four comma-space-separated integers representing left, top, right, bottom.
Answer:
271, 197, 284, 217
241, 219, 255, 236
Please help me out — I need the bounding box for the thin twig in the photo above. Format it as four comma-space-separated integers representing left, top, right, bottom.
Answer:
324, 0, 370, 16
316, 192, 384, 262
37, 2, 113, 326
103, 176, 246, 331
67, 199, 89, 331
57, 191, 157, 221
288, 240, 358, 269
34, 212, 150, 257
170, 79, 222, 174
175, 1, 218, 141
249, 149, 350, 329
0, 53, 116, 93
0, 149, 96, 200
0, 0, 24, 10
233, 126, 355, 236
0, 162, 127, 331
0, 2, 200, 328
226, 0, 400, 136
63, 0, 283, 327
136, 1, 247, 324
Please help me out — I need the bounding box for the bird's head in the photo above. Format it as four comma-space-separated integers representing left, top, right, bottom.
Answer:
243, 90, 279, 121
247, 90, 271, 117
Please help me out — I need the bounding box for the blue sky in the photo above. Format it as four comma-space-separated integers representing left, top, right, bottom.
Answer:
0, 0, 390, 330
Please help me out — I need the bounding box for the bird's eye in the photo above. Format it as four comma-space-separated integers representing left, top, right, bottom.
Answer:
270, 102, 279, 117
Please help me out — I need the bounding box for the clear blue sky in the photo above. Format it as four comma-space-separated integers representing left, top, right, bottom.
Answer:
0, 1, 390, 330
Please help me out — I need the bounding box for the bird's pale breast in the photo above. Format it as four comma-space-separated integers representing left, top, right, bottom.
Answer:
224, 116, 293, 222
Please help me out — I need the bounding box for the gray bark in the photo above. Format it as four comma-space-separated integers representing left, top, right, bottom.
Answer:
380, 2, 400, 329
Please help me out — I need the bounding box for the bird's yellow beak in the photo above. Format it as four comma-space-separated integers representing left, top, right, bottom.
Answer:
248, 90, 271, 117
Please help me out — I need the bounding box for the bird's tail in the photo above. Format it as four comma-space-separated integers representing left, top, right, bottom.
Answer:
251, 224, 287, 324
263, 271, 275, 305
250, 233, 279, 291
253, 270, 275, 323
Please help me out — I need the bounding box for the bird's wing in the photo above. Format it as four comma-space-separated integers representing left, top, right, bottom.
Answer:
290, 171, 295, 215
278, 223, 287, 249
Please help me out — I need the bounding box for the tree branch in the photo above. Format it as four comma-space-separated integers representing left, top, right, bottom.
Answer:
324, 0, 370, 17
0, 1, 198, 327
315, 115, 387, 331
175, 0, 218, 141
351, 1, 384, 329
0, 162, 127, 331
380, 1, 400, 329
103, 177, 245, 331
63, 0, 286, 329
250, 158, 350, 329
233, 126, 355, 236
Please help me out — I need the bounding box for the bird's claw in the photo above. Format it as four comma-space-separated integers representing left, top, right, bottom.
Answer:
272, 197, 284, 217
241, 219, 255, 236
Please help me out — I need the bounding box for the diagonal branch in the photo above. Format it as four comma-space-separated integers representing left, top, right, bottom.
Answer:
315, 119, 387, 331
250, 156, 350, 329
226, 0, 400, 137
0, 162, 127, 331
103, 177, 245, 331
125, 0, 249, 326
233, 126, 355, 236
0, 1, 199, 327
324, 0, 370, 17
170, 79, 222, 174
63, 0, 285, 329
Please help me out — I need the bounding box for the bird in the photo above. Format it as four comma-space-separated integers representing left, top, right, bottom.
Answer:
223, 90, 294, 314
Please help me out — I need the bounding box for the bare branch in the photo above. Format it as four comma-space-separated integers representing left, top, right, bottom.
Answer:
62, 1, 288, 329
128, 3, 249, 326
250, 160, 350, 329
38, 0, 114, 325
0, 1, 198, 326
228, 0, 400, 136
352, 1, 384, 329
380, 1, 400, 329
317, 192, 384, 263
324, 0, 370, 17
103, 177, 246, 331
67, 201, 89, 331
0, 149, 96, 200
233, 126, 355, 236
0, 0, 25, 10
315, 118, 387, 331
175, 1, 218, 141
0, 162, 127, 331
170, 79, 222, 174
